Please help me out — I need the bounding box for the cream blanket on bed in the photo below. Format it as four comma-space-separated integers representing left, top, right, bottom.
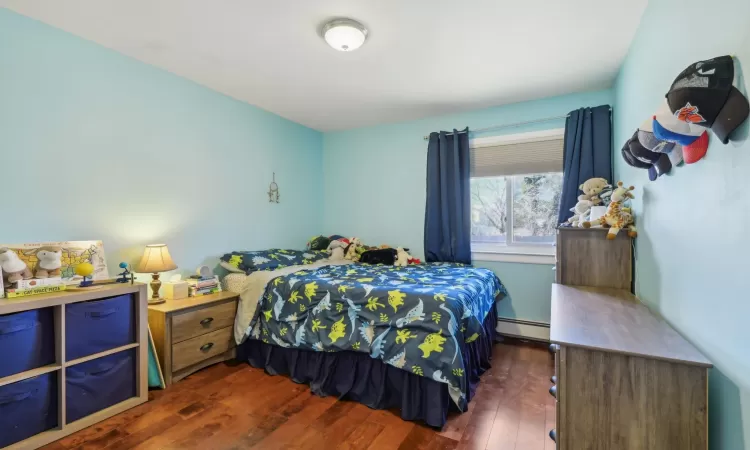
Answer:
233, 259, 353, 344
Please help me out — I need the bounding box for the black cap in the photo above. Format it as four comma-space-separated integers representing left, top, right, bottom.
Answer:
629, 133, 661, 164
667, 55, 749, 144
621, 138, 650, 169
648, 153, 672, 181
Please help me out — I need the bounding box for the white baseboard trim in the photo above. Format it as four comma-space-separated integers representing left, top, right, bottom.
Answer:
496, 318, 550, 342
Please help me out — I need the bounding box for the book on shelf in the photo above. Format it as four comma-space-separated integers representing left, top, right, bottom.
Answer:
14, 277, 64, 290
6, 284, 67, 298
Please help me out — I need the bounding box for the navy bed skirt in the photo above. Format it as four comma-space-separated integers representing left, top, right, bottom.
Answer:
238, 305, 498, 428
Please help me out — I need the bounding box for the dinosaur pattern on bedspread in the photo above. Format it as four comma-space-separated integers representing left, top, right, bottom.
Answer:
246, 263, 505, 410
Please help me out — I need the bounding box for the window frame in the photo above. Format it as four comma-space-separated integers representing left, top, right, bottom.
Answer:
469, 128, 565, 264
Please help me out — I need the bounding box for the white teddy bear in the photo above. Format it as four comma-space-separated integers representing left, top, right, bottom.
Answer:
394, 247, 411, 267
326, 240, 348, 261
567, 199, 593, 227
35, 246, 62, 278
0, 248, 33, 287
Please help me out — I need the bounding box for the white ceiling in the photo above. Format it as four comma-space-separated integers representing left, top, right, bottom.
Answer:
1, 0, 647, 131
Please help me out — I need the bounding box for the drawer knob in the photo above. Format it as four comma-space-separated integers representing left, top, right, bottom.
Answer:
549, 429, 556, 442
200, 342, 214, 352
199, 317, 214, 326
549, 385, 557, 399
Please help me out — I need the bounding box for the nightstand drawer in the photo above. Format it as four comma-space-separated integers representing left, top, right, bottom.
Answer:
172, 326, 234, 372
171, 300, 236, 343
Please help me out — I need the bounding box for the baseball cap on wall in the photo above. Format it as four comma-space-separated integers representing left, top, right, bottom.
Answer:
653, 100, 703, 145
621, 136, 651, 169
666, 55, 749, 144
629, 134, 661, 164
648, 153, 672, 181
667, 145, 684, 166
682, 131, 710, 164
638, 117, 676, 153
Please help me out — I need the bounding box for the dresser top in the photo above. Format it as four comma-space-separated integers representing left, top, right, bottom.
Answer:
148, 290, 239, 314
550, 284, 712, 367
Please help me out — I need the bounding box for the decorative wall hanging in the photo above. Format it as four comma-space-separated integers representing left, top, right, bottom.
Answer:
268, 172, 280, 203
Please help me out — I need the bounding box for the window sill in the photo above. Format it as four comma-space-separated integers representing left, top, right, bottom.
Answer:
472, 248, 555, 265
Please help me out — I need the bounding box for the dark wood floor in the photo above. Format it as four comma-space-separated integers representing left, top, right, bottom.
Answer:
43, 340, 554, 450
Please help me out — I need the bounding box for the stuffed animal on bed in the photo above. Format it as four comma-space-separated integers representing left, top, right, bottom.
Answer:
359, 248, 397, 265
307, 235, 331, 251
394, 247, 411, 267
327, 239, 349, 261
345, 238, 362, 261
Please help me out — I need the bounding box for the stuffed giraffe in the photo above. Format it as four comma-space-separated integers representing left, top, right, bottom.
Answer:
582, 182, 637, 240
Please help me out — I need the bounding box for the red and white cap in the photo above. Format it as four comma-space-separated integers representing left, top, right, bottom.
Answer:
653, 99, 706, 145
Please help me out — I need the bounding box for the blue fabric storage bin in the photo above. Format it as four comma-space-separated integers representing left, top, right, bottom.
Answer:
66, 349, 136, 423
0, 372, 58, 448
66, 294, 135, 360
0, 308, 55, 378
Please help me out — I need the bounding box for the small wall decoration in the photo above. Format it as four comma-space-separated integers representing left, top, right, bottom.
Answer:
268, 172, 280, 203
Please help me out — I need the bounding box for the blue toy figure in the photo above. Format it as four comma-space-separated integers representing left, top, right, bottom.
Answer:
116, 262, 131, 283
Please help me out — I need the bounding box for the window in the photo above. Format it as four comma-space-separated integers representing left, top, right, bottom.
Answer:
470, 129, 564, 263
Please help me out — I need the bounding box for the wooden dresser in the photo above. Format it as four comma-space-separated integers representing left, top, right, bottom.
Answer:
148, 291, 239, 386
550, 227, 711, 449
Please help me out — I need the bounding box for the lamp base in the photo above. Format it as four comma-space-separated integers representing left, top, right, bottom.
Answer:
149, 273, 166, 305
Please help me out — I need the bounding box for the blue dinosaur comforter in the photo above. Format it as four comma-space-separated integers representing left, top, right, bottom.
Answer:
246, 263, 506, 410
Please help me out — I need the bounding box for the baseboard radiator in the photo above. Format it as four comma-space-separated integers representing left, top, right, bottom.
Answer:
496, 317, 550, 342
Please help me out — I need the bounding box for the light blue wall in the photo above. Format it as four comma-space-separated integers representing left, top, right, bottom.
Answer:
323, 89, 613, 323
0, 9, 323, 277
613, 0, 750, 448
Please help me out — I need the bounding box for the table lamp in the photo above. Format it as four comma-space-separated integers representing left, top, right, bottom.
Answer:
135, 244, 177, 305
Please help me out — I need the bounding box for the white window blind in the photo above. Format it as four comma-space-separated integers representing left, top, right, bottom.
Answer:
470, 133, 564, 178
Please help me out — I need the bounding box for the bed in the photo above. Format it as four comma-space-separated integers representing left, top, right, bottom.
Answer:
228, 259, 506, 428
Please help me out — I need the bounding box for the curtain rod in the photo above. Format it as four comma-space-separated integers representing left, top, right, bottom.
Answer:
422, 108, 612, 140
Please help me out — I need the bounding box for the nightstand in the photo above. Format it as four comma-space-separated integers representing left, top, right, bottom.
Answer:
148, 291, 239, 386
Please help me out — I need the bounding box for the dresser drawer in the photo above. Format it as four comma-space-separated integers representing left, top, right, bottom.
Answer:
172, 326, 234, 372
171, 300, 236, 343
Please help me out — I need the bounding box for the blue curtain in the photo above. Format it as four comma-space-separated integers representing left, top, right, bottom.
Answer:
558, 105, 613, 224
424, 128, 471, 264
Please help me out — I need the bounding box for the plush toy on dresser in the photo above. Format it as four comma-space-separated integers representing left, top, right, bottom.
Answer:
0, 247, 33, 287
567, 199, 594, 227
583, 182, 638, 239
578, 177, 609, 206
34, 246, 62, 278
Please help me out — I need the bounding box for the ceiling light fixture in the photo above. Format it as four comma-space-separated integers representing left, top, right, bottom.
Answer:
322, 18, 368, 52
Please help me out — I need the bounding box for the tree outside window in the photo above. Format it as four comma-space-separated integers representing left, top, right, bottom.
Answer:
471, 172, 562, 248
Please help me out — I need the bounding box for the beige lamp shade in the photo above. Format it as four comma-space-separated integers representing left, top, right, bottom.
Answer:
135, 244, 177, 273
